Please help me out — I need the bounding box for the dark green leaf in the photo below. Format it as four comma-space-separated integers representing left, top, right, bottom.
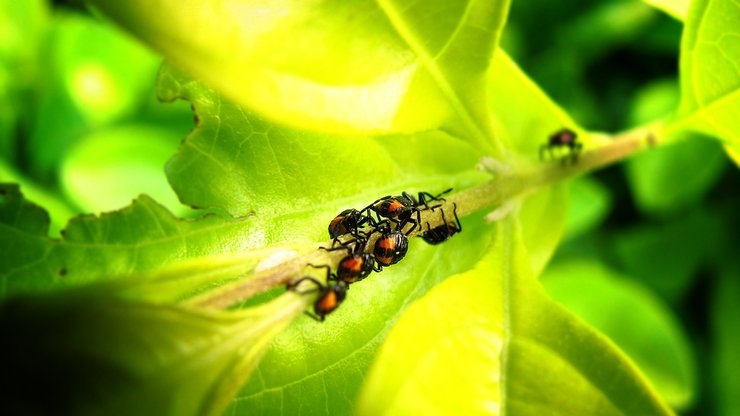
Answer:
610, 209, 720, 303
625, 136, 727, 215
711, 263, 740, 416
28, 12, 160, 176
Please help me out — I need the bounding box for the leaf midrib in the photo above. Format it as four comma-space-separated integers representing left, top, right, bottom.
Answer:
375, 0, 499, 154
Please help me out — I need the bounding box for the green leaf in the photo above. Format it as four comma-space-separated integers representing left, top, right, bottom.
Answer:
231, 211, 497, 415
0, 183, 315, 299
153, 48, 578, 414
59, 123, 186, 216
27, 12, 160, 176
0, 163, 77, 235
542, 260, 696, 410
711, 263, 740, 416
0, 283, 306, 416
0, 183, 50, 239
629, 79, 680, 126
357, 218, 673, 415
517, 182, 568, 277
488, 50, 581, 154
626, 80, 729, 216
675, 0, 740, 164
563, 177, 612, 240
625, 135, 727, 215
158, 65, 489, 218
87, 0, 509, 153
610, 209, 720, 303
487, 50, 579, 276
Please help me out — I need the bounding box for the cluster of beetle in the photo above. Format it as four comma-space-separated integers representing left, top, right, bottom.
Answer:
287, 128, 581, 322
287, 189, 461, 321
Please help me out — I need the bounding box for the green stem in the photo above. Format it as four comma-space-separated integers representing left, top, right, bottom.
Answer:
452, 123, 661, 217
188, 123, 662, 310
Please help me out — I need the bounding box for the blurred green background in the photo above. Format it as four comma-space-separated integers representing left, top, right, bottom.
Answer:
1, 0, 738, 415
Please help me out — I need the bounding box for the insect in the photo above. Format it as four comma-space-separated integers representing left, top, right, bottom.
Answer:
287, 275, 349, 322
369, 189, 451, 235
420, 203, 462, 245
540, 128, 582, 164
327, 208, 377, 245
373, 224, 409, 266
319, 237, 381, 283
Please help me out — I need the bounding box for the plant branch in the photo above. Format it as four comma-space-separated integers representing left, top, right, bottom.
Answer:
180, 123, 662, 311
450, 123, 661, 218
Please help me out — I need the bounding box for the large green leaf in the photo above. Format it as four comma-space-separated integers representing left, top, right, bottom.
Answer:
712, 263, 740, 416
358, 218, 673, 415
87, 0, 510, 154
150, 49, 576, 413
675, 0, 740, 164
542, 260, 696, 410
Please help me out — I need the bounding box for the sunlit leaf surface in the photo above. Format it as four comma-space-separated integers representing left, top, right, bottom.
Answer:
88, 0, 510, 154
358, 219, 673, 415
676, 0, 740, 165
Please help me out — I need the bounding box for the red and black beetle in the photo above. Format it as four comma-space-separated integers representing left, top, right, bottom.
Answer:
287, 275, 349, 322
369, 189, 451, 235
373, 225, 409, 267
420, 203, 462, 245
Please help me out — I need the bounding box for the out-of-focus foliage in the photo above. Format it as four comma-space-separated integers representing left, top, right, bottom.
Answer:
0, 3, 193, 233
542, 260, 696, 409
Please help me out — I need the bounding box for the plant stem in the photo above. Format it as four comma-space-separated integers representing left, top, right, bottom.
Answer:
450, 123, 661, 217
189, 123, 662, 310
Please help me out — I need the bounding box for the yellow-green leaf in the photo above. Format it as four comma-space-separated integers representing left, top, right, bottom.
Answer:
675, 0, 740, 164
87, 0, 510, 154
358, 218, 673, 415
